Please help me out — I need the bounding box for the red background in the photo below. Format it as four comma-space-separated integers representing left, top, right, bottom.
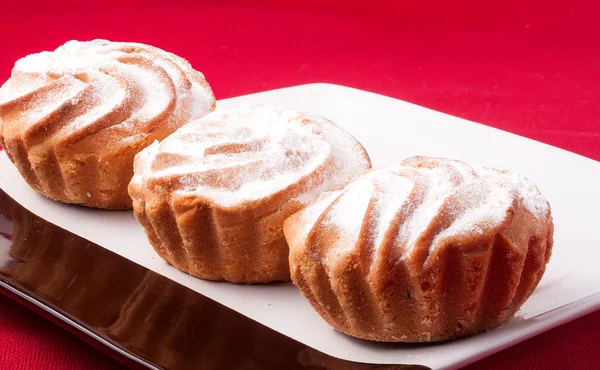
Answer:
1, 0, 599, 368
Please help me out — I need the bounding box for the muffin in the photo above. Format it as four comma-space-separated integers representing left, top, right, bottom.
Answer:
284, 156, 553, 342
0, 39, 215, 209
129, 105, 371, 283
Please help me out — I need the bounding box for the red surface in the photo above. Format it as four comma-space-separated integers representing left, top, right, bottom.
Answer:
0, 289, 146, 370
0, 0, 599, 368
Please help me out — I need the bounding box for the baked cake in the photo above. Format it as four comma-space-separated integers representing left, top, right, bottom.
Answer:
129, 105, 371, 283
284, 156, 553, 342
0, 39, 215, 209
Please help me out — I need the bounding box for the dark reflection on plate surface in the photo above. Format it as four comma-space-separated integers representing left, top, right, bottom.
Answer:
0, 190, 429, 370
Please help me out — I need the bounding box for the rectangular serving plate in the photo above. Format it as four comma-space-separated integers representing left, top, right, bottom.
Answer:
1, 83, 600, 370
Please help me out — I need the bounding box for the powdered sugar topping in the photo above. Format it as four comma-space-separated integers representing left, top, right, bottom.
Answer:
134, 105, 371, 208
0, 39, 214, 141
297, 157, 551, 264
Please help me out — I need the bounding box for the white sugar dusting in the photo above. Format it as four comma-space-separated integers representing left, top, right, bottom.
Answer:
301, 157, 551, 267
144, 105, 369, 208
0, 81, 8, 102
294, 178, 334, 205
368, 171, 414, 266
68, 72, 125, 132
23, 75, 86, 124
15, 41, 115, 75
0, 74, 51, 104
286, 190, 342, 248
324, 179, 373, 233
131, 140, 159, 187
189, 82, 214, 119
501, 170, 550, 219
429, 171, 515, 250
298, 191, 342, 227
398, 167, 454, 253
13, 51, 56, 73
2, 39, 214, 139
119, 62, 169, 120
322, 179, 374, 264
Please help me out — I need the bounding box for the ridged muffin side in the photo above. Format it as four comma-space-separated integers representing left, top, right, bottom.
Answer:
129, 105, 371, 283
0, 40, 215, 209
284, 156, 553, 342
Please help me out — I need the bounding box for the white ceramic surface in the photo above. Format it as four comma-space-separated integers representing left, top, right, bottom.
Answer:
1, 84, 599, 370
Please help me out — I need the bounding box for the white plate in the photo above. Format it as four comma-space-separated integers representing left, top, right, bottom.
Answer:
1, 83, 599, 370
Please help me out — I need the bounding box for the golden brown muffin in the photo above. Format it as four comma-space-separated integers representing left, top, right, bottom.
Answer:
0, 39, 215, 209
284, 156, 554, 342
129, 105, 371, 283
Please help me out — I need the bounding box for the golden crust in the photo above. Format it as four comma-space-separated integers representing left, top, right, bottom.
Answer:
129, 106, 371, 283
0, 40, 215, 209
284, 156, 554, 342
129, 189, 303, 283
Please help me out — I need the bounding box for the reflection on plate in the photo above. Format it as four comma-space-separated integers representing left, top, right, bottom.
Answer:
0, 190, 427, 370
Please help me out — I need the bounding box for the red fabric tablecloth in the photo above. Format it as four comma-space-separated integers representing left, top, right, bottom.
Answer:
1, 0, 599, 368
